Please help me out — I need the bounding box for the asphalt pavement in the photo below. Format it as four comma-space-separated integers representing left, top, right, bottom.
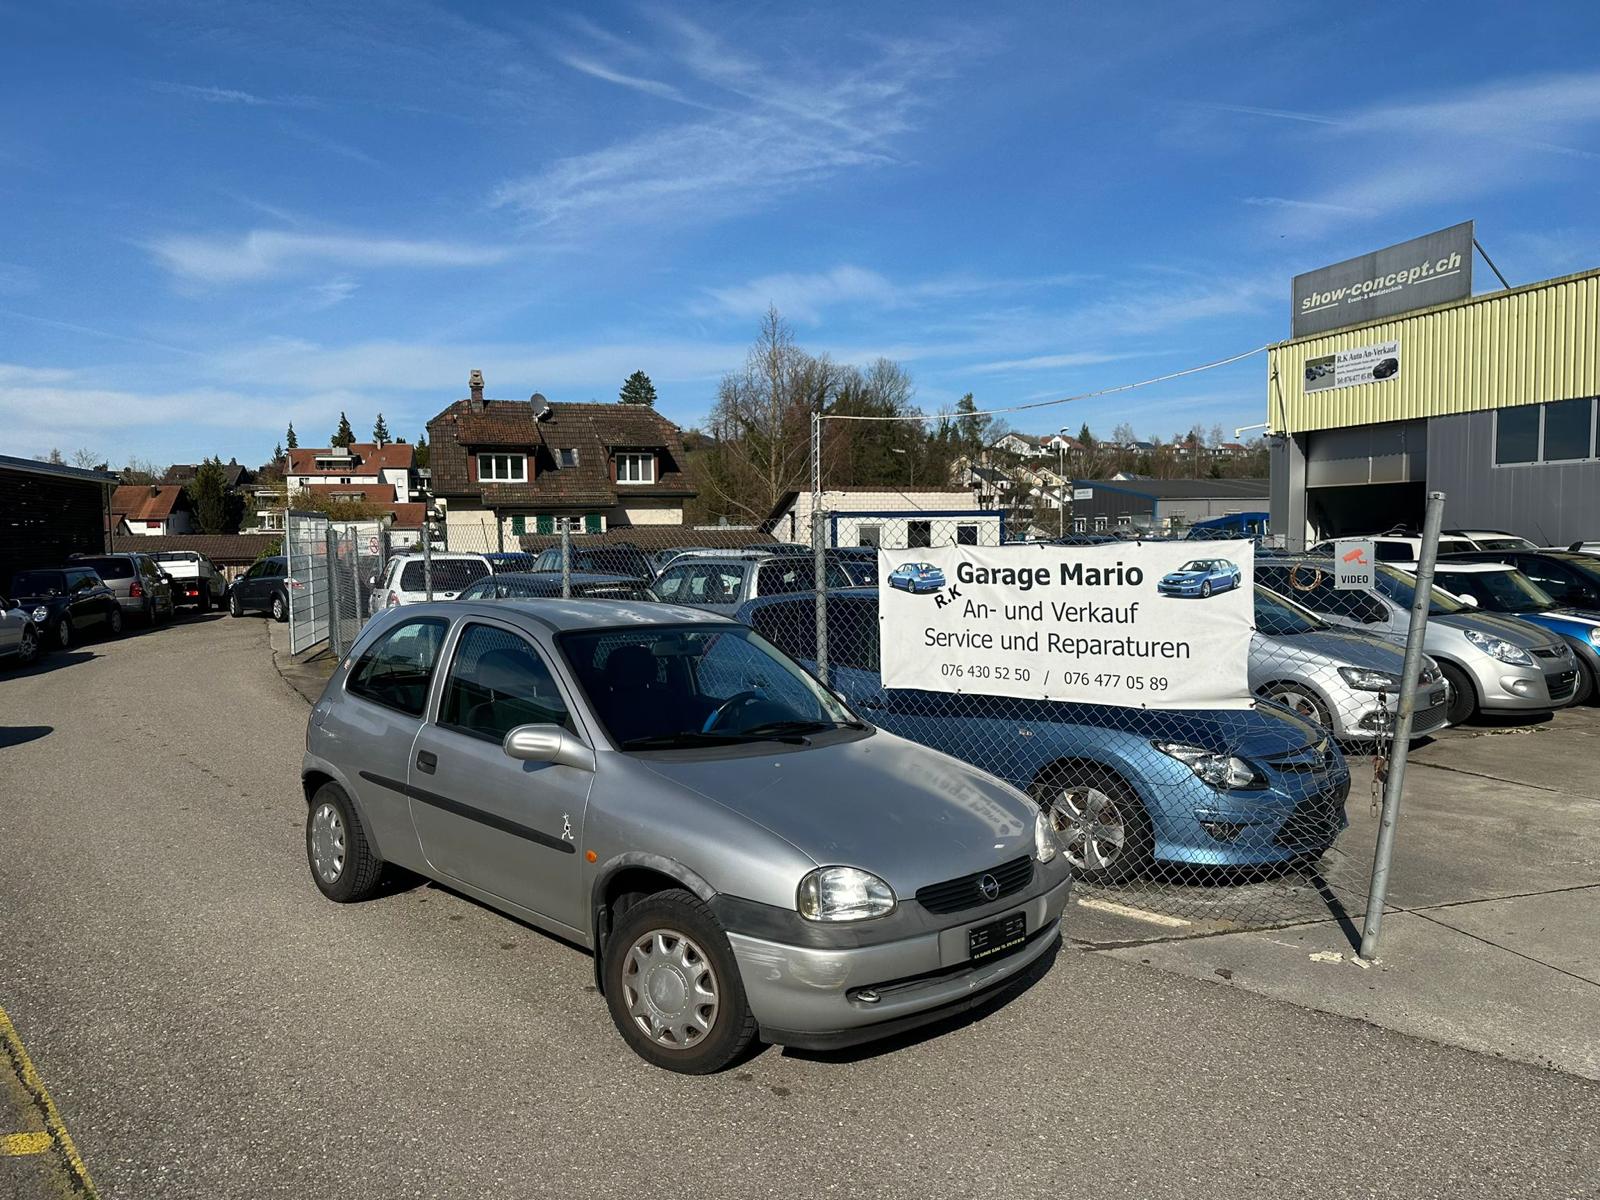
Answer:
2, 611, 1599, 1199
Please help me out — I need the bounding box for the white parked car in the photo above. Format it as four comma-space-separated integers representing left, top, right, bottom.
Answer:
367, 553, 492, 613
1309, 532, 1479, 562
1444, 529, 1539, 552
152, 550, 228, 610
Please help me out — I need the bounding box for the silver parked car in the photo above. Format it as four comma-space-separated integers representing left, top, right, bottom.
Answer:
1257, 558, 1577, 725
302, 600, 1072, 1073
650, 552, 856, 617
1252, 587, 1448, 740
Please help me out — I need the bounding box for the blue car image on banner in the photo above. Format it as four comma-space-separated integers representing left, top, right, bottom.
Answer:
887, 562, 946, 594
1157, 558, 1242, 599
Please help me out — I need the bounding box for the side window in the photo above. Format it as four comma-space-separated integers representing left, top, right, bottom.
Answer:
347, 618, 449, 717
749, 600, 816, 662
653, 566, 692, 601
1518, 560, 1577, 598
695, 565, 745, 603
831, 600, 882, 673
439, 624, 571, 741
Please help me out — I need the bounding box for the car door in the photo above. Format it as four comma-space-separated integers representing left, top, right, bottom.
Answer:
65, 570, 104, 629
320, 616, 451, 858
407, 620, 590, 933
0, 602, 21, 656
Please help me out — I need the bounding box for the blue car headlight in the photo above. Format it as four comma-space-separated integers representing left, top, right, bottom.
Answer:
1152, 741, 1266, 791
1590, 627, 1600, 647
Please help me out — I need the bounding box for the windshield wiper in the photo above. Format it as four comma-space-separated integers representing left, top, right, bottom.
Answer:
619, 730, 809, 750
740, 718, 869, 737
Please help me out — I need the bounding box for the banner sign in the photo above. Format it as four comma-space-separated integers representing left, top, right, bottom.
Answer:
1304, 340, 1401, 393
1333, 539, 1376, 590
879, 541, 1254, 709
1292, 221, 1472, 337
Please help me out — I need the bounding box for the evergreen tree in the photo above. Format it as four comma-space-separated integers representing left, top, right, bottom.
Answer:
331, 411, 355, 448
372, 412, 390, 444
414, 432, 430, 471
619, 370, 658, 406
285, 423, 299, 450
189, 457, 229, 534
273, 442, 284, 462
1077, 422, 1094, 446
954, 394, 990, 459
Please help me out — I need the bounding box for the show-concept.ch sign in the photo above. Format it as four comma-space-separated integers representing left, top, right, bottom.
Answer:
1304, 339, 1401, 393
879, 541, 1254, 709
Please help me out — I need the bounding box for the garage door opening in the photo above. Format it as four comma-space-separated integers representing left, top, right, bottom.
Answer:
1307, 481, 1425, 539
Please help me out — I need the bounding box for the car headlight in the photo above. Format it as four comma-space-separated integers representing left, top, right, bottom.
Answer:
31, 606, 47, 623
1033, 810, 1060, 864
1464, 628, 1535, 666
1589, 628, 1600, 647
1338, 666, 1401, 691
797, 867, 896, 922
1152, 741, 1266, 791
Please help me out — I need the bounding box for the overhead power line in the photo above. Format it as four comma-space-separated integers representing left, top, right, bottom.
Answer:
819, 343, 1271, 423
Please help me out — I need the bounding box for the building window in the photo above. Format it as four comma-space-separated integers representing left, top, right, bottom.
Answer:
1495, 399, 1598, 466
858, 526, 881, 548
615, 452, 655, 484
558, 448, 578, 469
477, 453, 527, 482
907, 520, 932, 548
1072, 517, 1086, 533
1093, 515, 1108, 531
956, 524, 978, 545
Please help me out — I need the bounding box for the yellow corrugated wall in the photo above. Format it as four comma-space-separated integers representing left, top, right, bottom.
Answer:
1268, 268, 1600, 434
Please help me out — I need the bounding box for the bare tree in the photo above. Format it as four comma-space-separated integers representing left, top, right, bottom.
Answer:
70, 447, 103, 470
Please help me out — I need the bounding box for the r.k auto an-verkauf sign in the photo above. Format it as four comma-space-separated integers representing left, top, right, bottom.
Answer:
1304, 340, 1401, 393
1292, 222, 1473, 338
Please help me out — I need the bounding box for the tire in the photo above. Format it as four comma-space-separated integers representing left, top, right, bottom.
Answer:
1258, 681, 1334, 731
1030, 762, 1154, 884
1200, 581, 1212, 598
144, 599, 157, 626
55, 617, 72, 650
602, 889, 757, 1074
16, 625, 38, 665
229, 593, 243, 617
306, 783, 383, 903
271, 593, 287, 623
1438, 661, 1477, 726
1570, 653, 1596, 707
198, 583, 211, 611
107, 607, 124, 637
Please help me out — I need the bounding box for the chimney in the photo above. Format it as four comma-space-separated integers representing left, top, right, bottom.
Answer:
149, 484, 160, 496
468, 368, 485, 412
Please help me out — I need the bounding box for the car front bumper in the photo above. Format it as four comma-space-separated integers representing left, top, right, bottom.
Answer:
722, 871, 1071, 1048
1464, 657, 1574, 711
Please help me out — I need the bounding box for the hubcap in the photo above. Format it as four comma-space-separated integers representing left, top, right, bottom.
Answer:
20, 631, 36, 662
57, 619, 70, 647
310, 802, 346, 884
1052, 786, 1125, 872
622, 929, 719, 1049
1272, 688, 1322, 722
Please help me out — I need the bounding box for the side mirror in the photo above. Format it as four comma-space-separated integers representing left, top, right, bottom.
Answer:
502, 723, 595, 772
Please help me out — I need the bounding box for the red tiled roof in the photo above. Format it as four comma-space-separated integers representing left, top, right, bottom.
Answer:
387, 503, 426, 529
107, 533, 276, 566
286, 443, 415, 477
111, 484, 186, 520
301, 483, 397, 503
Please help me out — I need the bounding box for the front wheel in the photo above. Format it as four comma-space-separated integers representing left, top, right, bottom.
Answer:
1570, 654, 1596, 706
602, 890, 757, 1074
1031, 763, 1153, 883
1438, 661, 1477, 726
271, 594, 287, 623
229, 593, 243, 617
1200, 581, 1212, 598
16, 625, 38, 665
306, 783, 383, 902
1259, 682, 1334, 731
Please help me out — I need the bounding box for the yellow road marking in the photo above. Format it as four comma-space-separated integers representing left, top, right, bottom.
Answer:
1, 1131, 53, 1156
0, 1006, 99, 1195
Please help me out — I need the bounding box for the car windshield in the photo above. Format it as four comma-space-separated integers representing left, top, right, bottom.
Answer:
10, 570, 64, 595
152, 552, 196, 562
399, 559, 489, 592
1433, 569, 1555, 614
1473, 537, 1535, 551
1372, 566, 1464, 615
559, 624, 856, 750
72, 556, 133, 579
1254, 587, 1326, 636
1178, 560, 1213, 572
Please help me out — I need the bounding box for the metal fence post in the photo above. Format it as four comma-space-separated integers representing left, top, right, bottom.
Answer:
1360, 490, 1446, 959
422, 512, 434, 601
325, 526, 343, 659
352, 526, 366, 626
812, 507, 829, 685
560, 523, 572, 598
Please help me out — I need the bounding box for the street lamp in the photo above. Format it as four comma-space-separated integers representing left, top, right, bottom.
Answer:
890, 446, 914, 488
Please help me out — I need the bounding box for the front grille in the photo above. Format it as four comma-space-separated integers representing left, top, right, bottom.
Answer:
1547, 670, 1578, 700
1265, 738, 1335, 773
916, 856, 1033, 915
1533, 646, 1567, 660
1274, 779, 1349, 849
1414, 699, 1448, 731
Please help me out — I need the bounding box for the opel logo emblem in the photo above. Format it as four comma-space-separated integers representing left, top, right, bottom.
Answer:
979, 873, 1000, 901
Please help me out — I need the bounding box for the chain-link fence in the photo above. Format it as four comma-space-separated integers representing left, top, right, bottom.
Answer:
284, 510, 330, 655
325, 521, 387, 660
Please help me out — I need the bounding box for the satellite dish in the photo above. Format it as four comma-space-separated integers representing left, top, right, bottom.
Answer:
529, 393, 551, 421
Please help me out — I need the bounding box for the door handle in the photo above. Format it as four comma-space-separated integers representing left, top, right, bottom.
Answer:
415, 750, 438, 775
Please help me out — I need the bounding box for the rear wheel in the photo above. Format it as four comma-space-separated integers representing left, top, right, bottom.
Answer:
1031, 762, 1153, 883
306, 783, 383, 903
271, 593, 287, 623
1438, 661, 1477, 725
198, 582, 211, 611
55, 617, 72, 649
602, 890, 756, 1074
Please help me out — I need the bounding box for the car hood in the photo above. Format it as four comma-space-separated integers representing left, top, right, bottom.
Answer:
635, 731, 1036, 892
9, 592, 65, 608
1253, 627, 1406, 672
1432, 611, 1565, 650
1162, 570, 1206, 581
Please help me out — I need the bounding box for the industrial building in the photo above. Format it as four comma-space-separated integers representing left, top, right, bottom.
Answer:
1066, 478, 1269, 535
1268, 225, 1600, 548
0, 454, 118, 587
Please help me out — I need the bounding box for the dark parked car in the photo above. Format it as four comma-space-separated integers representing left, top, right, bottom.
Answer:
484, 552, 541, 573
455, 572, 658, 602
230, 556, 292, 622
528, 543, 655, 581
69, 552, 175, 625
8, 567, 124, 648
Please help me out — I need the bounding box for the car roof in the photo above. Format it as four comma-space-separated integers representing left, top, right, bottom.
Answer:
477, 571, 644, 586
403, 598, 734, 633
390, 552, 490, 563
1422, 562, 1516, 573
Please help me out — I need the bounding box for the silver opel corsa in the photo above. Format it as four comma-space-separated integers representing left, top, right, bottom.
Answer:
302, 600, 1071, 1073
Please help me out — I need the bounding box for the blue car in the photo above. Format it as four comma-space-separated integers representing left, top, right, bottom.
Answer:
738, 589, 1351, 880
887, 561, 946, 594
483, 551, 541, 573
1157, 558, 1242, 599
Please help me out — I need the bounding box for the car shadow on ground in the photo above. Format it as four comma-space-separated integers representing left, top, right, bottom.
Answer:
0, 725, 52, 750
8, 651, 96, 679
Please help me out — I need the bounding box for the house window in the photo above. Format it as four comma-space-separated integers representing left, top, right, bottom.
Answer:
858, 526, 881, 548
558, 448, 578, 469
615, 452, 655, 484
1072, 516, 1086, 533
956, 524, 978, 545
478, 453, 528, 482
908, 520, 932, 548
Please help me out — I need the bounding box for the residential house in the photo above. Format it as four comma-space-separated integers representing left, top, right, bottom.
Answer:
285, 442, 415, 503
990, 432, 1041, 457
425, 370, 695, 549
110, 484, 194, 536
766, 488, 1004, 548
1211, 442, 1248, 459
163, 458, 255, 492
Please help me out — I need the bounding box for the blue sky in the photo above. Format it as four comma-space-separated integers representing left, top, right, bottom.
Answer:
4, 1, 1600, 467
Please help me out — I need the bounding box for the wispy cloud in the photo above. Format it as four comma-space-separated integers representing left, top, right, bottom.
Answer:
307, 277, 359, 310
1244, 196, 1374, 216
152, 81, 319, 108
970, 351, 1133, 374
146, 229, 509, 284
1191, 101, 1341, 126
0, 307, 202, 356
496, 15, 963, 231
697, 264, 1085, 323
279, 122, 381, 168
0, 262, 39, 295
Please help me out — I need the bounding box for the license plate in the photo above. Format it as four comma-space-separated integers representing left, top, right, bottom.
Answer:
968, 912, 1027, 963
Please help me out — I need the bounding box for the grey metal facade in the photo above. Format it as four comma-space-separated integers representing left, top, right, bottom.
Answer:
1428, 410, 1600, 545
